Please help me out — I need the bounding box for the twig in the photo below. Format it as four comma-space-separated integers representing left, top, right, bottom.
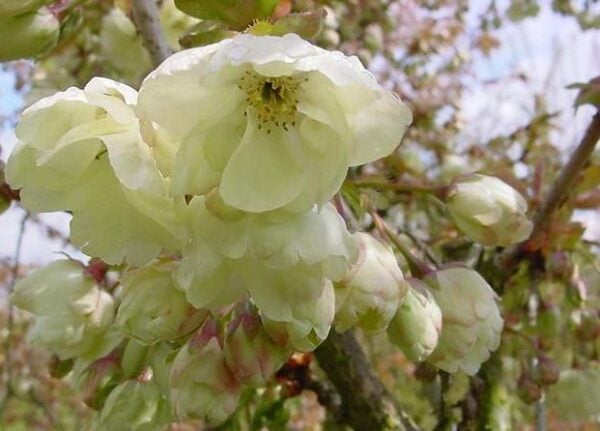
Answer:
314, 329, 421, 431
0, 212, 28, 416
131, 0, 173, 67
351, 179, 447, 198
502, 111, 600, 268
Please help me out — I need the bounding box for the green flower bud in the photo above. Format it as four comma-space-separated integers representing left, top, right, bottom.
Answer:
0, 0, 45, 18
116, 260, 207, 345
11, 260, 120, 360
445, 174, 533, 246
98, 380, 172, 431
387, 279, 442, 362
224, 303, 291, 386
0, 8, 59, 61
335, 232, 406, 333
170, 317, 241, 425
99, 8, 152, 85
424, 266, 503, 375
262, 280, 335, 352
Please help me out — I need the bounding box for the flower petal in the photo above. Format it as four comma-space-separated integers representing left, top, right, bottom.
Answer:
220, 118, 304, 212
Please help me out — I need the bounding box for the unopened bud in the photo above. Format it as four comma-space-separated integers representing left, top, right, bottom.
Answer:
445, 174, 533, 246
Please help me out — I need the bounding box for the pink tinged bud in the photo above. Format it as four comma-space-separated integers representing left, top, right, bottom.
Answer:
224, 304, 292, 386
423, 266, 503, 375
169, 317, 242, 425
445, 174, 533, 247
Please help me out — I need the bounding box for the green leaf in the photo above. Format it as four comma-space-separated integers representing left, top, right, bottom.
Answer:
174, 0, 280, 30
269, 9, 325, 39
179, 20, 237, 48
568, 76, 600, 108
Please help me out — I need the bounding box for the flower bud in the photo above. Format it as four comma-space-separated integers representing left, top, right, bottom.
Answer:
98, 380, 172, 431
224, 303, 291, 386
11, 260, 120, 360
387, 279, 442, 363
445, 174, 533, 246
517, 373, 542, 405
335, 233, 406, 333
99, 8, 152, 85
262, 280, 335, 352
0, 8, 59, 61
532, 354, 560, 387
116, 260, 207, 345
424, 266, 503, 375
170, 317, 241, 425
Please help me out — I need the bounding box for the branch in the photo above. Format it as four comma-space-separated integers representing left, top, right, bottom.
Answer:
502, 111, 600, 268
0, 212, 28, 417
314, 329, 421, 431
131, 0, 172, 67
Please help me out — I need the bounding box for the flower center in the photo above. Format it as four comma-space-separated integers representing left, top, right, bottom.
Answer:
238, 71, 303, 133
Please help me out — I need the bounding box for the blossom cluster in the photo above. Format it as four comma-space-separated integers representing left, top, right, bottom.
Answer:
7, 33, 521, 428
7, 34, 413, 427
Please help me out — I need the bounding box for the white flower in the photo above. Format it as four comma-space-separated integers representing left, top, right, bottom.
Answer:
387, 279, 442, 363
116, 260, 207, 345
335, 232, 407, 332
445, 174, 533, 247
424, 266, 504, 375
175, 195, 358, 318
5, 77, 185, 265
11, 260, 120, 360
138, 33, 412, 212
98, 380, 172, 431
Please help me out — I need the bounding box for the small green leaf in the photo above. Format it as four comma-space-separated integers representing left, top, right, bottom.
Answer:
568, 76, 600, 108
174, 0, 280, 30
271, 9, 325, 39
179, 20, 236, 48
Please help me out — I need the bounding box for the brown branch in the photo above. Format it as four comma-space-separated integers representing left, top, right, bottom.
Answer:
0, 212, 28, 417
314, 329, 421, 431
131, 0, 173, 67
502, 111, 600, 268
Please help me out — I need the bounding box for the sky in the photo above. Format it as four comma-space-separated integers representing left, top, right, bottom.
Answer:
0, 2, 599, 268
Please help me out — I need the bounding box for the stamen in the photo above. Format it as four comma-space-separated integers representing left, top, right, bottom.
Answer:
238, 71, 302, 132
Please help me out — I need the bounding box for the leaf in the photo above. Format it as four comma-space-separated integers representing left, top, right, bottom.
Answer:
507, 0, 540, 22
179, 20, 236, 48
270, 9, 325, 39
567, 76, 600, 108
174, 0, 280, 30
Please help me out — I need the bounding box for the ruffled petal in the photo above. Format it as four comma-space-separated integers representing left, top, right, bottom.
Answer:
220, 119, 304, 212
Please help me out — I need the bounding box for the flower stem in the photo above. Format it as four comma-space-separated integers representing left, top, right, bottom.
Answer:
351, 179, 448, 199
371, 211, 433, 278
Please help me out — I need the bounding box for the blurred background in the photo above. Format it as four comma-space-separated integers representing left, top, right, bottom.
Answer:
1, 0, 599, 429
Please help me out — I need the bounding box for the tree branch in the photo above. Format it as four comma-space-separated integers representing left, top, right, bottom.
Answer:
502, 111, 600, 268
131, 0, 172, 67
315, 329, 421, 431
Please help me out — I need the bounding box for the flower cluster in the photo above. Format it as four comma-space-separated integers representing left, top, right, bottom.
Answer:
8, 34, 412, 427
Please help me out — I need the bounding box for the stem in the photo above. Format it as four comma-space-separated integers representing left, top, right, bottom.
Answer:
314, 329, 421, 431
0, 213, 28, 417
502, 111, 600, 268
352, 180, 448, 198
371, 211, 433, 277
131, 0, 173, 67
